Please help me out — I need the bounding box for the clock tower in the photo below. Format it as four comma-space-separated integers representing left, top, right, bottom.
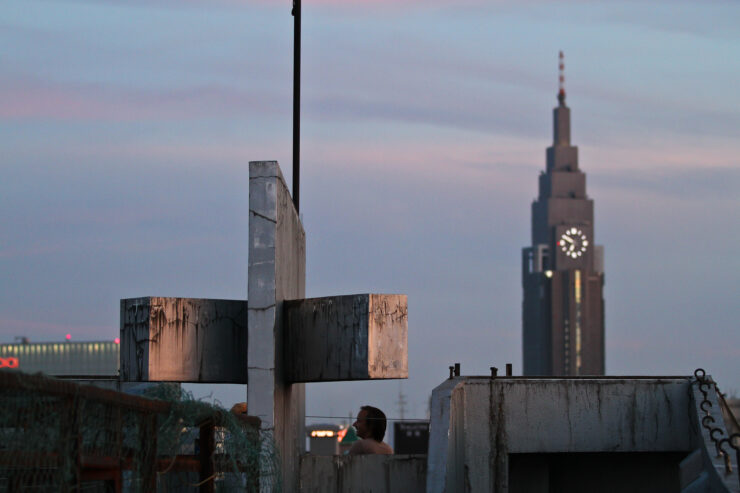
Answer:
522, 53, 605, 376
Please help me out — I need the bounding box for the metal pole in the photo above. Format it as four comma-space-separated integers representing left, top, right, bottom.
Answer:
292, 0, 301, 213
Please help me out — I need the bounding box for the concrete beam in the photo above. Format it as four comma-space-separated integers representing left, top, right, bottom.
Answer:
284, 294, 408, 383
120, 297, 247, 383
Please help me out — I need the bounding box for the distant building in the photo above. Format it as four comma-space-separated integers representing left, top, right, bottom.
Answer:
522, 54, 605, 376
394, 422, 429, 455
306, 424, 341, 455
0, 340, 118, 377
0, 339, 155, 393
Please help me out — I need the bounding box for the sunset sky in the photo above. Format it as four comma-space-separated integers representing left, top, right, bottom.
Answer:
2, 0, 739, 427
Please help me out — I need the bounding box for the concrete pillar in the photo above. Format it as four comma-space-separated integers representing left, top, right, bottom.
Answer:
247, 161, 306, 492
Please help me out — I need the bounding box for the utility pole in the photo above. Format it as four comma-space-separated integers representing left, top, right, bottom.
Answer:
291, 0, 301, 213
397, 386, 408, 421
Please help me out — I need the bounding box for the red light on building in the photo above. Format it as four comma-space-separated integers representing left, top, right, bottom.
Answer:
114, 338, 120, 344
65, 334, 71, 341
0, 357, 19, 368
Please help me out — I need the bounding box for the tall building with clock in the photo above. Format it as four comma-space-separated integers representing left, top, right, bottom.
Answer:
522, 54, 605, 376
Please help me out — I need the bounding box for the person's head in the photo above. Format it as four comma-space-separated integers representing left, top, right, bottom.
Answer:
353, 405, 387, 441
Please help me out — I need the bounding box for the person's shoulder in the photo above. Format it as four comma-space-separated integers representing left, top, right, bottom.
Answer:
377, 441, 393, 455
349, 439, 370, 455
349, 438, 394, 455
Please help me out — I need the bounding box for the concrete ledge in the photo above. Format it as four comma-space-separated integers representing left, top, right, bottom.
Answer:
284, 294, 408, 383
120, 297, 247, 382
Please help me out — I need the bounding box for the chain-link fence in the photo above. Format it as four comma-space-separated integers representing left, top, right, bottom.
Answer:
0, 370, 279, 492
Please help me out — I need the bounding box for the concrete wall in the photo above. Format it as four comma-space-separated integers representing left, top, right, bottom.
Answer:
284, 294, 408, 382
428, 377, 696, 493
299, 454, 426, 493
721, 397, 740, 435
120, 297, 247, 382
427, 377, 463, 493
509, 452, 685, 493
247, 161, 306, 492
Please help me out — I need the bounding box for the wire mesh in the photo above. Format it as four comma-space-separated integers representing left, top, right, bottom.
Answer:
0, 370, 279, 492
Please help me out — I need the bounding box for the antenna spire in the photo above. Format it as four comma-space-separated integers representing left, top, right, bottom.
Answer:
558, 51, 566, 106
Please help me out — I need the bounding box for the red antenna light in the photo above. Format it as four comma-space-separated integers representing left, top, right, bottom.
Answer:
114, 337, 120, 344
558, 51, 566, 105
65, 333, 71, 341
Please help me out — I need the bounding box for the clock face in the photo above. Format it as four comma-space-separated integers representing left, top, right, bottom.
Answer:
559, 227, 588, 259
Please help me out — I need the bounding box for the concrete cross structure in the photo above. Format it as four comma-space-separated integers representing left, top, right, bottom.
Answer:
120, 161, 408, 491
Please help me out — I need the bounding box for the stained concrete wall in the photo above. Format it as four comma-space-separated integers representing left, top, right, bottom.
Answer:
120, 297, 247, 382
428, 377, 696, 493
284, 294, 408, 382
299, 454, 426, 493
247, 161, 306, 492
427, 377, 463, 493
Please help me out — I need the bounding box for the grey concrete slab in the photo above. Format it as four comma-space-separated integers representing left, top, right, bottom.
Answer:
120, 297, 247, 383
284, 294, 408, 383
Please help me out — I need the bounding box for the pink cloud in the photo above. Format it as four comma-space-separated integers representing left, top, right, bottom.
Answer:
0, 76, 282, 122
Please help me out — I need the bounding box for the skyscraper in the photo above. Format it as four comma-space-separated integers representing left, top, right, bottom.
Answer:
522, 53, 605, 376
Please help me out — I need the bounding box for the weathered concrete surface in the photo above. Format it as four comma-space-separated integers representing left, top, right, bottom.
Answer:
684, 378, 740, 493
284, 294, 408, 382
428, 377, 697, 493
720, 396, 740, 436
120, 297, 247, 382
299, 454, 426, 493
247, 161, 306, 492
426, 377, 464, 493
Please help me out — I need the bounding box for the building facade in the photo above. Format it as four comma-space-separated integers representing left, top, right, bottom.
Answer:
0, 340, 173, 394
522, 66, 605, 376
0, 340, 119, 377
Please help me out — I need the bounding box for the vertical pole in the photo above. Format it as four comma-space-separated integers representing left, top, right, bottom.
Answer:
292, 0, 301, 213
199, 419, 215, 493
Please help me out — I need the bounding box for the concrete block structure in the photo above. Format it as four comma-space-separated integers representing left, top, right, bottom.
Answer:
427, 375, 740, 493
119, 160, 410, 492
120, 297, 247, 382
285, 294, 408, 382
